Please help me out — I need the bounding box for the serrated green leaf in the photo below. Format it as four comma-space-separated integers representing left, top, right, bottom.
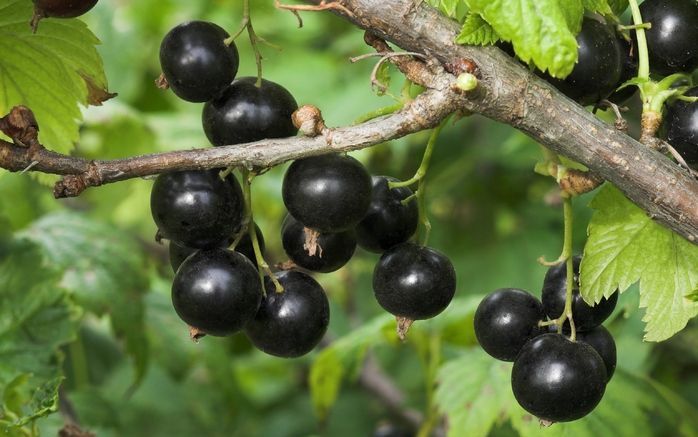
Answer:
0, 239, 80, 430
436, 348, 698, 437
456, 13, 500, 45
464, 0, 583, 77
0, 0, 109, 154
608, 0, 629, 15
20, 212, 150, 385
580, 184, 698, 341
583, 0, 613, 15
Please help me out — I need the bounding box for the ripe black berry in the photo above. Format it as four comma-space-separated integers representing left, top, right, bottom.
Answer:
356, 176, 419, 253
511, 333, 607, 422
168, 223, 265, 272
639, 0, 698, 75
545, 18, 623, 106
576, 326, 617, 381
474, 288, 544, 362
33, 0, 97, 18
245, 271, 330, 358
171, 249, 262, 336
281, 214, 356, 273
150, 170, 244, 249
159, 21, 240, 103
282, 154, 372, 233
542, 256, 618, 331
663, 87, 698, 165
372, 242, 456, 320
202, 77, 298, 146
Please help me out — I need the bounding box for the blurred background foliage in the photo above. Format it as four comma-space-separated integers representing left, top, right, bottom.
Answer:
1, 1, 697, 436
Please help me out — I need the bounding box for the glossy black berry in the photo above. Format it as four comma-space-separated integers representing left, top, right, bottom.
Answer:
150, 170, 244, 249
542, 256, 618, 331
282, 154, 372, 232
159, 21, 239, 103
474, 288, 544, 362
168, 223, 265, 272
545, 18, 623, 106
202, 77, 298, 146
356, 176, 419, 253
281, 214, 356, 273
33, 0, 97, 18
373, 242, 456, 320
245, 271, 330, 358
639, 0, 698, 75
511, 333, 607, 422
576, 326, 617, 381
171, 249, 262, 336
663, 87, 698, 165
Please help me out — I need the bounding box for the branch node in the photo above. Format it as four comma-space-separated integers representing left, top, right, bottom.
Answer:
1, 106, 41, 148
292, 105, 327, 137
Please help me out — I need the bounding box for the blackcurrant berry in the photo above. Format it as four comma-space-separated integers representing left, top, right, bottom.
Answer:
282, 154, 372, 233
202, 77, 298, 146
576, 326, 617, 381
372, 242, 456, 320
171, 249, 262, 336
356, 176, 419, 253
663, 87, 698, 165
168, 223, 265, 272
545, 18, 623, 106
474, 288, 544, 362
245, 271, 330, 358
33, 0, 97, 18
281, 214, 356, 273
639, 0, 698, 75
511, 333, 607, 422
159, 21, 240, 103
150, 170, 244, 249
541, 256, 618, 331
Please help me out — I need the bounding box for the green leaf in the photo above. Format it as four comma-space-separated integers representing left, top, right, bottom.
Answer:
308, 314, 393, 420
580, 184, 698, 341
0, 0, 110, 154
0, 239, 80, 430
436, 348, 698, 436
20, 212, 150, 385
607, 0, 629, 15
456, 13, 501, 45
425, 0, 462, 17
583, 0, 613, 15
464, 0, 583, 77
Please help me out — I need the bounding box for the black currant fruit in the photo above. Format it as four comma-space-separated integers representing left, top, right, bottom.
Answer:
639, 0, 698, 75
172, 249, 262, 336
373, 242, 456, 320
33, 0, 97, 18
202, 77, 298, 146
542, 256, 618, 331
545, 18, 623, 106
356, 176, 419, 253
281, 214, 356, 273
511, 333, 607, 422
474, 288, 544, 362
160, 21, 240, 103
168, 223, 265, 272
663, 87, 698, 165
245, 271, 330, 358
577, 326, 617, 381
282, 154, 372, 233
150, 170, 244, 249
608, 36, 639, 104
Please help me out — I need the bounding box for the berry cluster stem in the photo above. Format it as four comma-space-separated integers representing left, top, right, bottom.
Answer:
227, 0, 265, 87
561, 197, 577, 341
628, 0, 650, 81
241, 168, 283, 293
389, 119, 446, 245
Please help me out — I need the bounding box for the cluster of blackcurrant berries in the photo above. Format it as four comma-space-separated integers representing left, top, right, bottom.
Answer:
537, 0, 698, 166
474, 256, 619, 423
151, 19, 457, 356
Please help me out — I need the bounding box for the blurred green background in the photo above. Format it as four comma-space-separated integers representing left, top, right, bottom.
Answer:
1, 1, 697, 436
